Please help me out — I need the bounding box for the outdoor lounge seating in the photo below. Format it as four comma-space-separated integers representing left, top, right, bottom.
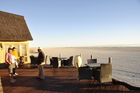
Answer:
78, 63, 112, 83
60, 56, 73, 66
50, 57, 58, 68
30, 55, 37, 65
67, 56, 73, 66
61, 59, 68, 66
78, 66, 93, 80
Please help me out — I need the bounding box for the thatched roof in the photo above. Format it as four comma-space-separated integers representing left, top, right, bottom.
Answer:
0, 11, 33, 41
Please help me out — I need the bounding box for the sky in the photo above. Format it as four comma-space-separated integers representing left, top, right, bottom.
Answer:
0, 0, 140, 47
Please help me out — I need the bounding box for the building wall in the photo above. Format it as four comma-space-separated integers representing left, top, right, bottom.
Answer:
0, 47, 4, 62
0, 41, 30, 64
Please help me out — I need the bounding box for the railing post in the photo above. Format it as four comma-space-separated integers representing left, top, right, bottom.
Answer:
91, 54, 92, 59
108, 57, 112, 64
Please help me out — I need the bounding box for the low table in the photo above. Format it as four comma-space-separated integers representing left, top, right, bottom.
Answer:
85, 63, 101, 67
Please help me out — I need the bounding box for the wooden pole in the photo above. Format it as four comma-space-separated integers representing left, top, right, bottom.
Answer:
91, 54, 92, 59
59, 53, 61, 58
108, 57, 112, 64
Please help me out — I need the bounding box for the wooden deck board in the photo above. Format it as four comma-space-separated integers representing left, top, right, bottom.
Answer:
0, 77, 3, 93
0, 68, 138, 93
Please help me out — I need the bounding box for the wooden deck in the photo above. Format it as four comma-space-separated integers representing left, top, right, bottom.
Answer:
0, 68, 139, 93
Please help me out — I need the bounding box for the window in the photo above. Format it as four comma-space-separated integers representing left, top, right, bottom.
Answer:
21, 45, 27, 56
21, 45, 27, 61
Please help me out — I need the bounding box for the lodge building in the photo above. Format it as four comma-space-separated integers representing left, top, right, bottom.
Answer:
0, 11, 33, 64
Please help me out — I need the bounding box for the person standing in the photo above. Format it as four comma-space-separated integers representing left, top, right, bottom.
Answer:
12, 47, 19, 76
5, 48, 16, 83
37, 48, 45, 80
12, 47, 19, 59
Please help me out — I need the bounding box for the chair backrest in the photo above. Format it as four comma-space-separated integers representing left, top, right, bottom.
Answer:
100, 63, 112, 83
68, 56, 73, 66
30, 56, 38, 65
50, 58, 53, 65
51, 57, 58, 68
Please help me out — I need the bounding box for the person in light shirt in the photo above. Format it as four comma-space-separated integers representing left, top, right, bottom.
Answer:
5, 48, 17, 83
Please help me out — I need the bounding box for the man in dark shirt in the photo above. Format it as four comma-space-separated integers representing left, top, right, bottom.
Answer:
37, 48, 45, 65
37, 48, 45, 80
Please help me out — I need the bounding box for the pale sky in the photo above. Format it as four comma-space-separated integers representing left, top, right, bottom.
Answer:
0, 0, 140, 47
